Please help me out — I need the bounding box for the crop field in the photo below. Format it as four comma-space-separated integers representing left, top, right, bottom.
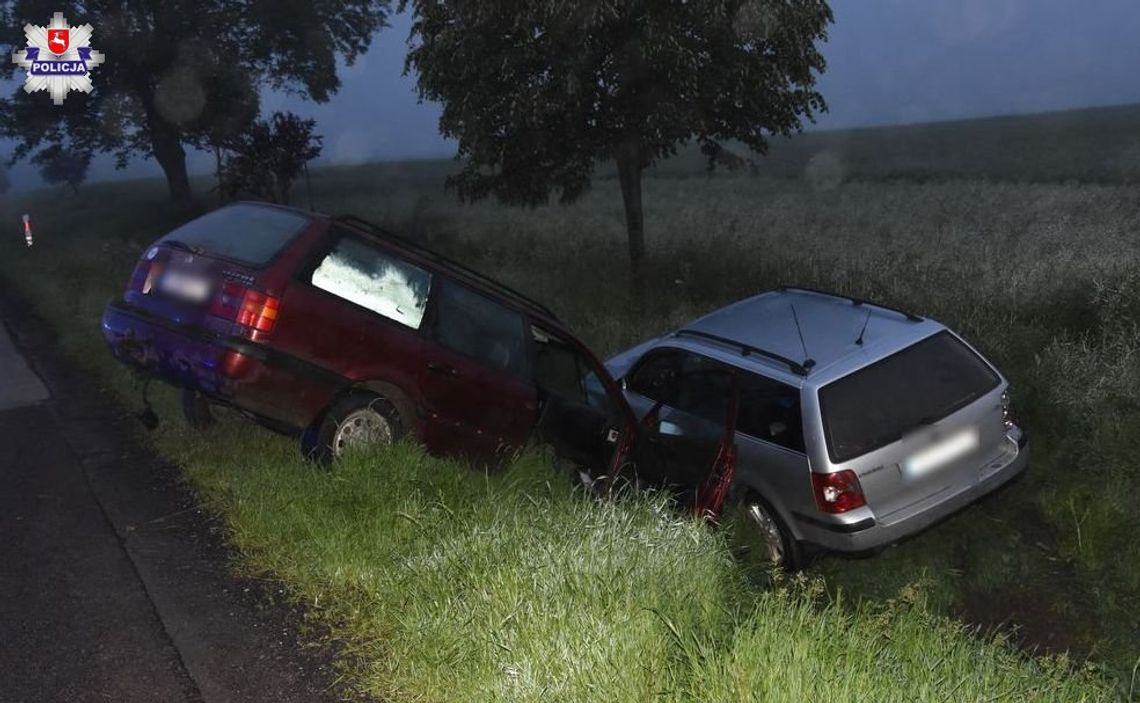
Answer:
1, 105, 1138, 699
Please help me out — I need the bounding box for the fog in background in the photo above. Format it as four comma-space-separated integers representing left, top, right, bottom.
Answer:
5, 0, 1140, 187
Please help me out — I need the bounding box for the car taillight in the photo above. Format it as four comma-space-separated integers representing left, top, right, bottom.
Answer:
811, 470, 866, 514
1001, 389, 1016, 430
238, 289, 280, 332
210, 282, 281, 334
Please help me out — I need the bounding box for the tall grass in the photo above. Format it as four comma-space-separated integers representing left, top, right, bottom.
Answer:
167, 427, 1115, 702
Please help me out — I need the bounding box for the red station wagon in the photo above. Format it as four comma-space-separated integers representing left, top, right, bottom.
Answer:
101, 202, 638, 475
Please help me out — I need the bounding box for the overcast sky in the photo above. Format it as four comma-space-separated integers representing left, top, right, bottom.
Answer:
9, 0, 1140, 185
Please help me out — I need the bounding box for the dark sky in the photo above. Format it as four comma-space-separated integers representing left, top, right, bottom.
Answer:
9, 0, 1140, 185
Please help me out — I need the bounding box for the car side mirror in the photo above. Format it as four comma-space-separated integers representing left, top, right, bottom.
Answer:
658, 419, 683, 437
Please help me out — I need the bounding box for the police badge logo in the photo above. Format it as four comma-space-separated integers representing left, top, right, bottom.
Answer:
11, 12, 105, 105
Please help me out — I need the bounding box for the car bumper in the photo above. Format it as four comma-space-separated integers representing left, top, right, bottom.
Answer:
101, 300, 342, 428
101, 300, 252, 395
794, 434, 1029, 553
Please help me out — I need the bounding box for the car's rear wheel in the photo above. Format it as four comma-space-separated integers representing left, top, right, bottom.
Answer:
307, 394, 403, 465
181, 388, 216, 430
742, 495, 803, 570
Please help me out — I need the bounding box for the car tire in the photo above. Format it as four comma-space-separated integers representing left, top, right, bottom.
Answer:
181, 388, 216, 430
742, 494, 804, 571
307, 393, 403, 465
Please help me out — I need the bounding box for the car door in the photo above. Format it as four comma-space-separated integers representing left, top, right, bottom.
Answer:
732, 370, 814, 525
623, 348, 739, 514
529, 324, 633, 479
418, 277, 538, 462
277, 229, 437, 428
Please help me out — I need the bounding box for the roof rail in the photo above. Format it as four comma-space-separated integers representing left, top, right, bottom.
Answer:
778, 286, 923, 322
333, 214, 559, 321
675, 329, 813, 376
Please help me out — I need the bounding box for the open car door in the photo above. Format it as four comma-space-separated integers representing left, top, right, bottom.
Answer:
634, 363, 740, 519
530, 325, 636, 483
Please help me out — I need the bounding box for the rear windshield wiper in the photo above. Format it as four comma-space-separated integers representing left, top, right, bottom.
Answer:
162, 239, 210, 256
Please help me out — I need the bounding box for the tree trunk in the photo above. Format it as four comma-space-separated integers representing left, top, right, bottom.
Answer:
616, 136, 646, 282
148, 115, 192, 203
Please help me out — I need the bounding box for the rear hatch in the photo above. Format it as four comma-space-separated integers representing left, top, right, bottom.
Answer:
817, 331, 1007, 525
122, 203, 311, 337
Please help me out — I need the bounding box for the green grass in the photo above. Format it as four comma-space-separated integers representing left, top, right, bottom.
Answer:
166, 435, 1115, 702
3, 104, 1140, 699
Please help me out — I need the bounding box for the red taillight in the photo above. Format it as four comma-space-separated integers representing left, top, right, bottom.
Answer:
811, 470, 866, 514
237, 289, 280, 333
210, 282, 281, 334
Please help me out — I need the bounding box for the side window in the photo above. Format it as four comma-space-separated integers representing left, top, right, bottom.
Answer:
532, 330, 584, 402
627, 349, 684, 404
531, 326, 615, 412
310, 235, 432, 330
583, 370, 610, 410
672, 355, 733, 424
737, 371, 805, 452
431, 279, 527, 379
628, 348, 731, 423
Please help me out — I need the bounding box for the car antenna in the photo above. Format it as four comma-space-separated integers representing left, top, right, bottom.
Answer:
855, 308, 873, 346
789, 304, 816, 371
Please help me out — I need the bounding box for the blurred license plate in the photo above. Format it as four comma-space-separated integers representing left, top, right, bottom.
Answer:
903, 428, 979, 479
160, 270, 212, 302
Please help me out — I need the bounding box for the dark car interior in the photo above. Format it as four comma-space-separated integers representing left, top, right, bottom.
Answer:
530, 327, 622, 475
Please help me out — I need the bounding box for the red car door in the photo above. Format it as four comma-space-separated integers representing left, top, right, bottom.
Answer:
632, 352, 740, 518
417, 277, 537, 462
529, 323, 636, 480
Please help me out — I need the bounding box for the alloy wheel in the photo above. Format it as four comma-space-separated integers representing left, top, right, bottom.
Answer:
746, 502, 785, 565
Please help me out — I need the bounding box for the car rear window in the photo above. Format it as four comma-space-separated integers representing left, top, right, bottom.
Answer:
818, 331, 1000, 463
158, 204, 310, 266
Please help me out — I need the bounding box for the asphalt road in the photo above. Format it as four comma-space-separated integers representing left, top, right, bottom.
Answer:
0, 292, 352, 702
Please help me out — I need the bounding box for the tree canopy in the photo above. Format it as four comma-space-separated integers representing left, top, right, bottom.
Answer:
34, 146, 91, 194
219, 111, 323, 205
403, 0, 833, 273
0, 0, 391, 202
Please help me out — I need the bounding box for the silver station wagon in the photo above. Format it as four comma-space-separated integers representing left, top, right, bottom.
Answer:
606, 287, 1028, 568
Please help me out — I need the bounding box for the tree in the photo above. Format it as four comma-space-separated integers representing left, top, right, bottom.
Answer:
402, 0, 832, 277
219, 111, 323, 205
0, 1, 390, 203
33, 146, 91, 194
